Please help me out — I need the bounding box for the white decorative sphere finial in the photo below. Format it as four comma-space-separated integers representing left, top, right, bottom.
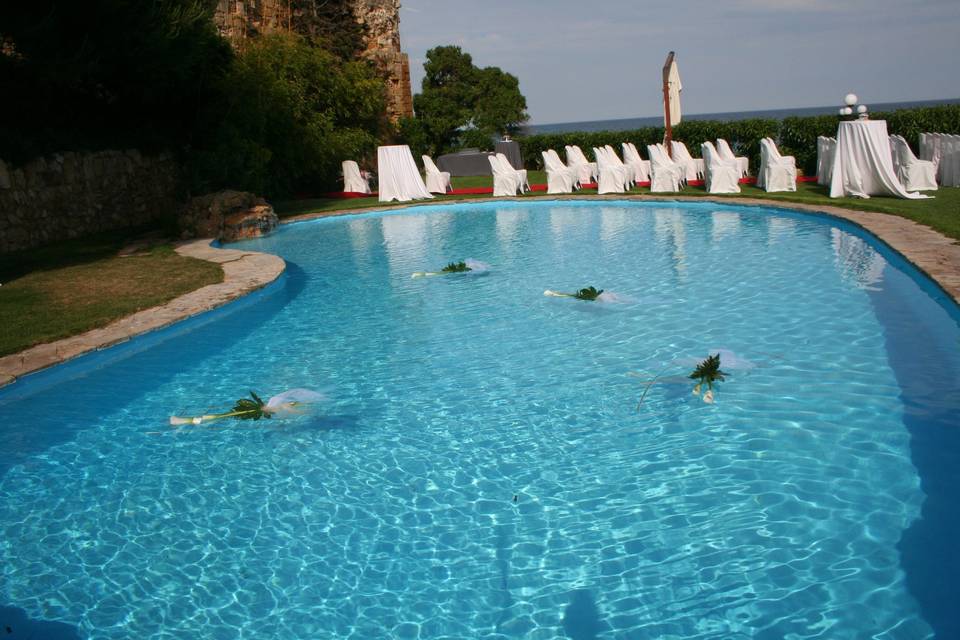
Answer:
856, 104, 868, 114
838, 107, 847, 116
844, 93, 858, 107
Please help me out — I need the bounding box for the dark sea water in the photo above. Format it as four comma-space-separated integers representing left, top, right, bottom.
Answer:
523, 98, 960, 135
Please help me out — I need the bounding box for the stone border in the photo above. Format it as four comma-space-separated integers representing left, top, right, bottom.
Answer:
0, 239, 286, 387
3, 194, 958, 387
284, 194, 960, 305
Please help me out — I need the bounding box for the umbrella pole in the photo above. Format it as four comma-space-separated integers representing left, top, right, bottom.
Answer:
662, 51, 675, 159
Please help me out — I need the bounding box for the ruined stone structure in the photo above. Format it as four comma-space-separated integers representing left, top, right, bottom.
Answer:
213, 0, 413, 122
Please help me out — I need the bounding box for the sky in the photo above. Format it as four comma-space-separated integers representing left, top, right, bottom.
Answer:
398, 0, 960, 125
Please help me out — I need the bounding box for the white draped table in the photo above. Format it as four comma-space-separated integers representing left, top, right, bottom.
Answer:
829, 120, 929, 199
377, 145, 434, 203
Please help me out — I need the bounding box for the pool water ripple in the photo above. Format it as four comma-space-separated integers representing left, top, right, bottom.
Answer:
1, 201, 958, 638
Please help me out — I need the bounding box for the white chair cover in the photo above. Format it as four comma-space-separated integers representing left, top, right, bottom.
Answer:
622, 143, 652, 182
758, 138, 797, 192
341, 160, 371, 194
669, 141, 703, 182
701, 141, 741, 194
377, 146, 433, 203
889, 135, 937, 191
829, 121, 929, 199
817, 136, 837, 186
497, 152, 529, 192
715, 139, 749, 177
547, 149, 580, 189
646, 144, 682, 192
931, 133, 960, 187
421, 154, 452, 194
489, 155, 521, 197
603, 145, 635, 188
565, 145, 595, 184
593, 147, 627, 194
571, 146, 598, 183
542, 150, 576, 194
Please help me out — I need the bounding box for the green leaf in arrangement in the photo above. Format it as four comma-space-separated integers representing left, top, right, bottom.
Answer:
441, 261, 472, 273
689, 354, 728, 403
573, 286, 603, 301
232, 392, 269, 421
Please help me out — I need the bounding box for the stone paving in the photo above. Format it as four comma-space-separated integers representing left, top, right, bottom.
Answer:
0, 239, 285, 387
3, 195, 958, 388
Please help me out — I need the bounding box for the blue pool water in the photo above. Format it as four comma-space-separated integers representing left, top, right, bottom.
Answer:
2, 200, 959, 639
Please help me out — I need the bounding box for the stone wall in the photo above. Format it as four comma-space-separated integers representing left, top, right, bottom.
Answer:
0, 151, 180, 253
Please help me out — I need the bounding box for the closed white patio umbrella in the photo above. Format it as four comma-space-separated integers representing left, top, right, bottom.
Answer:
662, 51, 682, 156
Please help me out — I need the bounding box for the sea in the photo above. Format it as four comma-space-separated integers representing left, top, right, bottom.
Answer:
523, 98, 960, 135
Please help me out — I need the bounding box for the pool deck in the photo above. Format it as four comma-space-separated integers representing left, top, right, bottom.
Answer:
2, 195, 958, 387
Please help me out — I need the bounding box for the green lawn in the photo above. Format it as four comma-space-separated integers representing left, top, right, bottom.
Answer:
0, 234, 223, 357
275, 174, 960, 242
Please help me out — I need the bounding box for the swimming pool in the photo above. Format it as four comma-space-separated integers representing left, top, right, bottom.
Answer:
2, 200, 958, 639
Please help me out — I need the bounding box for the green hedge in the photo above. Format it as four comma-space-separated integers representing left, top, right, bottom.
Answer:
518, 104, 960, 177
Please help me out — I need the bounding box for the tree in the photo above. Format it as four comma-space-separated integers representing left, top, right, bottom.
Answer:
408, 46, 528, 155
0, 0, 231, 162
191, 33, 385, 197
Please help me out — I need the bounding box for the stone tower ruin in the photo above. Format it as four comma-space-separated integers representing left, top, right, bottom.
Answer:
213, 0, 414, 122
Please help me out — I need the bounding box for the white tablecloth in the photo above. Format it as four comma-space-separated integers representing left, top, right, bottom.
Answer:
829, 120, 928, 199
377, 145, 434, 203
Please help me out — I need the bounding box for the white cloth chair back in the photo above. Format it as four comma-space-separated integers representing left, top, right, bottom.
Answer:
715, 138, 749, 177
342, 160, 371, 194
489, 155, 521, 197
622, 143, 652, 182
593, 147, 627, 194
890, 135, 938, 191
701, 142, 741, 194
565, 145, 595, 184
669, 141, 703, 182
496, 152, 529, 192
377, 146, 433, 202
603, 145, 635, 188
817, 136, 837, 186
421, 154, 452, 194
542, 149, 576, 194
646, 144, 682, 192
757, 138, 797, 192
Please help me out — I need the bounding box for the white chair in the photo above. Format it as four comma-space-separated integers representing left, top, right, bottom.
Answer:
603, 145, 635, 189
565, 145, 596, 184
890, 135, 938, 191
646, 144, 682, 192
622, 143, 651, 182
542, 150, 577, 194
701, 141, 741, 194
817, 136, 837, 186
341, 160, 371, 194
547, 149, 580, 188
571, 145, 598, 183
593, 147, 627, 194
497, 152, 529, 192
715, 139, 749, 177
757, 138, 797, 192
422, 155, 452, 194
669, 141, 703, 183
489, 155, 521, 197
933, 133, 959, 187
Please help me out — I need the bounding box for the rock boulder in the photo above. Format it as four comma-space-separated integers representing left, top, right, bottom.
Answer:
179, 190, 279, 243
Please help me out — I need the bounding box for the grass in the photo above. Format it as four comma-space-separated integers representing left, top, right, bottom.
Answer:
275, 172, 960, 242
0, 235, 223, 357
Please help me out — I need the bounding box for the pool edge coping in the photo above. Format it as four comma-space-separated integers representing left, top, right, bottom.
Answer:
3, 194, 957, 386
0, 240, 286, 388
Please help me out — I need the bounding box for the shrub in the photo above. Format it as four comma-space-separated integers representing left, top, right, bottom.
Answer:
518, 105, 960, 176
191, 33, 384, 198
